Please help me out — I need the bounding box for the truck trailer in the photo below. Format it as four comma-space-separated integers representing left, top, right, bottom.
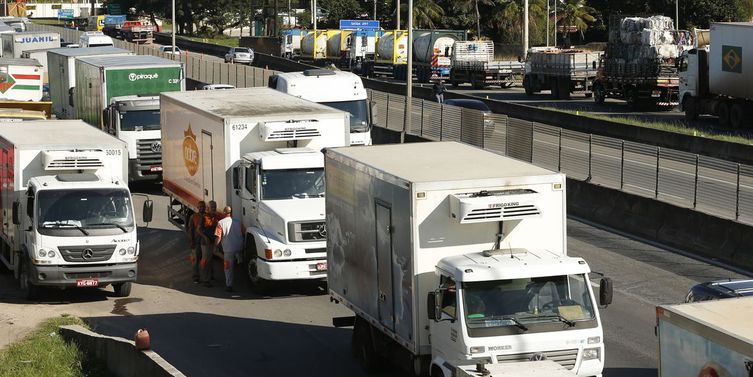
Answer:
656, 297, 753, 377
368, 30, 409, 79
0, 58, 44, 102
161, 87, 350, 291
1, 31, 60, 59
680, 22, 753, 129
280, 28, 306, 59
326, 142, 611, 377
523, 48, 602, 99
75, 54, 184, 182
412, 29, 466, 83
0, 120, 152, 299
47, 46, 133, 120
450, 40, 523, 89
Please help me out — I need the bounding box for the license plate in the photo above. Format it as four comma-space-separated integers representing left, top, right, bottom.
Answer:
76, 278, 99, 287
150, 166, 163, 172
316, 262, 328, 272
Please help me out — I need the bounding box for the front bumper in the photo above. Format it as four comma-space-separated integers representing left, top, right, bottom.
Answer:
128, 159, 162, 182
256, 258, 327, 281
29, 262, 138, 286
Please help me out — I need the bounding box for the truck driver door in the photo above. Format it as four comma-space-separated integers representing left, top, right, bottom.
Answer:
375, 201, 395, 331
201, 131, 214, 202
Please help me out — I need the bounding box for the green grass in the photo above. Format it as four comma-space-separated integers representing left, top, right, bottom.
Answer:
181, 34, 239, 47
541, 107, 753, 145
0, 315, 111, 377
32, 19, 65, 26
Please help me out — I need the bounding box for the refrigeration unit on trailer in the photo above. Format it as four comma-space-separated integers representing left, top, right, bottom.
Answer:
0, 58, 44, 102
75, 54, 184, 181
327, 142, 611, 377
47, 46, 133, 119
1, 32, 60, 58
268, 69, 375, 145
161, 87, 349, 292
0, 120, 153, 299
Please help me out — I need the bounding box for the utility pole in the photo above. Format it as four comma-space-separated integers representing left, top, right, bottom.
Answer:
288, 0, 291, 27
402, 0, 412, 143
554, 0, 557, 47
374, 0, 377, 20
675, 0, 679, 29
546, 0, 549, 46
523, 0, 528, 59
274, 0, 278, 35
396, 0, 400, 29
171, 0, 176, 54
313, 0, 317, 29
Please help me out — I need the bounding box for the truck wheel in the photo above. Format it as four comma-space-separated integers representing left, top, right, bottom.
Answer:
353, 317, 380, 373
683, 97, 699, 121
558, 78, 571, 100
717, 101, 731, 127
730, 103, 745, 129
523, 76, 534, 95
550, 78, 560, 99
594, 83, 606, 104
113, 282, 132, 297
626, 89, 640, 111
247, 257, 270, 294
19, 260, 40, 300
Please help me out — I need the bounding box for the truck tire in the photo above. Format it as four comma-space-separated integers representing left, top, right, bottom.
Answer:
730, 103, 745, 129
626, 89, 640, 111
431, 365, 446, 377
594, 83, 606, 104
550, 78, 560, 99
558, 78, 571, 100
353, 316, 380, 373
717, 101, 731, 127
683, 96, 699, 121
113, 282, 132, 297
523, 76, 533, 96
19, 260, 40, 300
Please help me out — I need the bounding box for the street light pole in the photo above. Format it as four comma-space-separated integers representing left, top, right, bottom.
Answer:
546, 0, 549, 46
374, 0, 377, 20
675, 0, 679, 29
396, 0, 400, 29
313, 0, 317, 29
402, 0, 412, 143
171, 0, 176, 54
523, 0, 528, 59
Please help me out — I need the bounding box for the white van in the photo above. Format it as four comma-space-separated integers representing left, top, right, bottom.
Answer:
78, 31, 114, 48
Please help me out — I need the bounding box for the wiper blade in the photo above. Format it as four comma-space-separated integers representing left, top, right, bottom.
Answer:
541, 314, 576, 327
469, 316, 529, 331
87, 222, 128, 233
41, 221, 89, 235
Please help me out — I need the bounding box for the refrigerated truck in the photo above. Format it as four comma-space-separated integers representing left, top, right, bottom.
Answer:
47, 46, 133, 120
326, 142, 611, 377
75, 55, 184, 182
1, 32, 60, 58
680, 22, 753, 129
268, 69, 374, 145
656, 297, 753, 377
161, 87, 349, 291
0, 58, 44, 102
0, 120, 152, 299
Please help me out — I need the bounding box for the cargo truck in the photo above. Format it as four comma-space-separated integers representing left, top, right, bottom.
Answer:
0, 120, 153, 299
268, 69, 374, 145
300, 30, 328, 63
450, 40, 523, 89
47, 46, 133, 120
367, 30, 409, 79
1, 31, 60, 58
102, 15, 127, 39
412, 29, 466, 83
161, 87, 350, 291
326, 142, 612, 377
281, 28, 306, 59
656, 297, 753, 377
337, 29, 380, 74
523, 48, 602, 99
19, 48, 53, 83
0, 58, 44, 102
120, 20, 154, 44
679, 22, 753, 129
75, 55, 184, 182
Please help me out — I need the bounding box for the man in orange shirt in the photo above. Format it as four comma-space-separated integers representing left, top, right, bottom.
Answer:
198, 200, 220, 287
186, 200, 206, 284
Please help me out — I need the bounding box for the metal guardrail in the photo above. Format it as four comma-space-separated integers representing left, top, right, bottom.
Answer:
31, 23, 753, 226
369, 89, 753, 226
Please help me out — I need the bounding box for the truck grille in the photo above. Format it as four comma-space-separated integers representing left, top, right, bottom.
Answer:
288, 221, 326, 242
496, 349, 578, 369
136, 138, 162, 171
59, 245, 117, 263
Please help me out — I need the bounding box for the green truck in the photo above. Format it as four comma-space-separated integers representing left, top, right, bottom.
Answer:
75, 55, 184, 182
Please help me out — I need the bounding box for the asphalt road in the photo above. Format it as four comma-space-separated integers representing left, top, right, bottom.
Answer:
1, 184, 748, 377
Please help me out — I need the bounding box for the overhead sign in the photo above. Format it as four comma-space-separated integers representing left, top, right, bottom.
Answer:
722, 45, 742, 73
107, 4, 122, 15
57, 9, 74, 19
339, 20, 380, 30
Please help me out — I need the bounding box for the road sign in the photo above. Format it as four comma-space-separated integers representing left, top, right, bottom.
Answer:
107, 4, 122, 15
57, 9, 74, 19
339, 20, 380, 30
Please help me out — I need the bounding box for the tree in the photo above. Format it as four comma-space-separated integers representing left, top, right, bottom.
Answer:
556, 0, 595, 38
319, 0, 364, 28
398, 0, 444, 28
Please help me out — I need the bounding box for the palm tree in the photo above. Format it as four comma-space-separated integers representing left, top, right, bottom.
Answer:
397, 0, 444, 29
486, 0, 546, 44
556, 0, 596, 38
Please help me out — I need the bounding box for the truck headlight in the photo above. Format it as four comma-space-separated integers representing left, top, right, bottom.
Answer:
283, 249, 292, 257
587, 336, 601, 344
582, 347, 600, 360
47, 250, 56, 258
127, 247, 135, 255
274, 249, 283, 257
38, 249, 47, 257
119, 248, 127, 255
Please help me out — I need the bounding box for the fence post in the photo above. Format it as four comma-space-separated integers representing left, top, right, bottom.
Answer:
439, 105, 444, 140
736, 163, 741, 221
655, 147, 660, 199
420, 100, 425, 137
587, 134, 593, 181
620, 140, 625, 190
693, 155, 699, 209
385, 94, 390, 129
558, 128, 563, 172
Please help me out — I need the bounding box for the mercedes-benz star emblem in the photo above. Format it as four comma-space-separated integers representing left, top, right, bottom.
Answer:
150, 141, 162, 153
82, 248, 94, 260
529, 353, 547, 361
317, 224, 327, 238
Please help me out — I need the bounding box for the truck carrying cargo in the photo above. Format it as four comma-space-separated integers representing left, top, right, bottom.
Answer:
411, 29, 466, 83
594, 15, 693, 110
102, 15, 127, 38
656, 297, 753, 377
327, 142, 611, 377
523, 48, 602, 99
337, 29, 380, 74
0, 120, 153, 299
1, 31, 60, 58
300, 29, 328, 62
75, 54, 184, 182
161, 87, 350, 291
680, 22, 753, 128
47, 46, 133, 120
451, 40, 523, 89
120, 20, 154, 44
368, 30, 409, 79
0, 58, 43, 102
280, 28, 306, 59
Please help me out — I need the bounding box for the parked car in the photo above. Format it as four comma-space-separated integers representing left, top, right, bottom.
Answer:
224, 47, 254, 64
443, 98, 495, 133
199, 84, 235, 90
159, 45, 182, 55
685, 279, 753, 302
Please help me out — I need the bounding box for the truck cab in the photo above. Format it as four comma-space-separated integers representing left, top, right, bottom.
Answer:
269, 69, 375, 145
79, 31, 114, 48
280, 29, 305, 59
105, 95, 163, 181
429, 249, 607, 377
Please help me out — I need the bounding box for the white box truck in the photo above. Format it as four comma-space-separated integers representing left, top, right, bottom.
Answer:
680, 22, 753, 128
161, 87, 350, 291
656, 297, 753, 377
326, 142, 612, 377
0, 58, 44, 102
1, 32, 60, 58
0, 120, 153, 299
47, 46, 133, 120
269, 69, 374, 145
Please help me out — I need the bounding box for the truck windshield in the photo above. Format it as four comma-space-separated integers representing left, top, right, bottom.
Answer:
119, 109, 160, 131
37, 188, 134, 236
321, 100, 370, 133
260, 168, 325, 200
463, 274, 596, 336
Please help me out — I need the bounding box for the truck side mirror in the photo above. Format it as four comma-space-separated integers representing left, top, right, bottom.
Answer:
592, 61, 597, 69
12, 201, 20, 225
142, 199, 154, 224
599, 277, 613, 307
427, 291, 437, 321
370, 102, 378, 127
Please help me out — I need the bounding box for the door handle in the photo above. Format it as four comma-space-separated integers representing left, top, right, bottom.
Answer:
204, 189, 208, 195
378, 292, 386, 302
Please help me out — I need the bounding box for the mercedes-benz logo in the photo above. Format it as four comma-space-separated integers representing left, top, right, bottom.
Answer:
81, 248, 94, 260
529, 353, 547, 361
317, 224, 327, 238
150, 141, 162, 153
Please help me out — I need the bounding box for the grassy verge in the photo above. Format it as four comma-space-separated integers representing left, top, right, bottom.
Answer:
0, 315, 111, 377
541, 107, 753, 145
31, 19, 65, 26
181, 34, 239, 47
